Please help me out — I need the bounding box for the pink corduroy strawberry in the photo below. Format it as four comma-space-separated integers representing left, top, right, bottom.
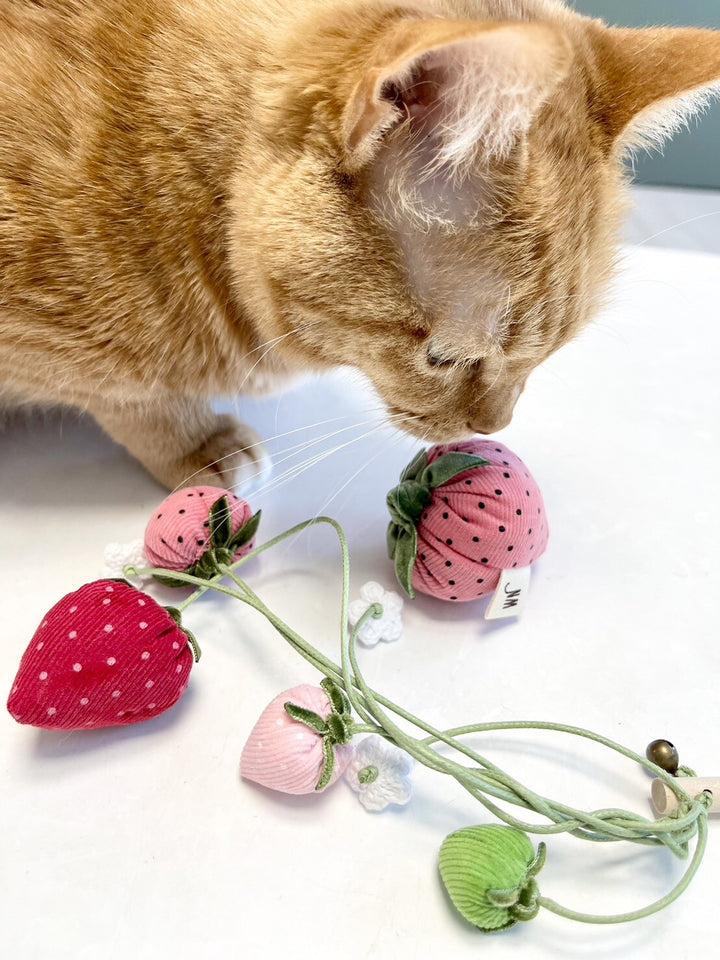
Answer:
387, 440, 548, 602
240, 679, 356, 794
144, 486, 260, 586
6, 580, 200, 731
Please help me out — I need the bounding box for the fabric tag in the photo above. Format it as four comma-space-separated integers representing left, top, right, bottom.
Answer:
484, 567, 532, 620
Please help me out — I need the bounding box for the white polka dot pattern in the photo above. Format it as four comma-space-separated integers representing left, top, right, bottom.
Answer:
6, 580, 195, 731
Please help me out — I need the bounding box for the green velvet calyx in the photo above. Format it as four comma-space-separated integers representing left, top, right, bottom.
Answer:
192, 496, 261, 577
165, 606, 202, 662
154, 496, 261, 587
439, 825, 545, 933
386, 449, 490, 597
284, 677, 354, 791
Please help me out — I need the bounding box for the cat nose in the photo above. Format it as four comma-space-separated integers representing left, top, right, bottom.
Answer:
467, 398, 516, 435
466, 411, 513, 435
467, 380, 525, 435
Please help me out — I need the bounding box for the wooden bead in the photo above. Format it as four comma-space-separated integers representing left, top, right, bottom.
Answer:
651, 777, 720, 815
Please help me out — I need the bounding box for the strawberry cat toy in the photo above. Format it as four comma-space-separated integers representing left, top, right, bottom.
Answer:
387, 439, 548, 602
145, 485, 260, 584
6, 484, 250, 730
5, 463, 714, 936
7, 580, 198, 730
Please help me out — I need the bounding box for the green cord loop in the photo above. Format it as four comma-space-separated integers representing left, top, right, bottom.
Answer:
127, 516, 710, 927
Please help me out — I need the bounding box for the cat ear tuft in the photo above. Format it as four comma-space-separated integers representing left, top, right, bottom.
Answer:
343, 19, 573, 174
595, 26, 720, 154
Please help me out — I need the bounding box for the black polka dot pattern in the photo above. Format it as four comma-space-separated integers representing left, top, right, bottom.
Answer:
145, 485, 258, 574
403, 439, 549, 602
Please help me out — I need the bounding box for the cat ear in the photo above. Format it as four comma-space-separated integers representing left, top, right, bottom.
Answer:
343, 19, 572, 173
595, 27, 720, 152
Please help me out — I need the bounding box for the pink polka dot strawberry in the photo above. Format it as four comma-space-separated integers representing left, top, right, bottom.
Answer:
240, 679, 356, 794
387, 440, 549, 602
6, 580, 200, 731
144, 486, 260, 586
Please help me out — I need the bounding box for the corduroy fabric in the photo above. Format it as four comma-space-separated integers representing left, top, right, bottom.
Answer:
144, 486, 254, 570
439, 825, 543, 931
412, 440, 548, 601
7, 580, 194, 730
240, 684, 354, 794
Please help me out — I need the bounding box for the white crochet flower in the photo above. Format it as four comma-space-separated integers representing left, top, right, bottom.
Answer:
346, 736, 414, 812
348, 581, 403, 647
101, 539, 150, 583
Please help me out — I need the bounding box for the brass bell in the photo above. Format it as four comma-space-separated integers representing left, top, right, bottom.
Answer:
646, 739, 679, 775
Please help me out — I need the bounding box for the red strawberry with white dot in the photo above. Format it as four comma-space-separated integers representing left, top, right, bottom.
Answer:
6, 580, 199, 730
387, 440, 549, 602
144, 486, 260, 586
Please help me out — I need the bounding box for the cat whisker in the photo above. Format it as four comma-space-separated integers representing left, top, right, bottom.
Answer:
174, 408, 414, 497
242, 320, 319, 359
234, 334, 292, 392
231, 424, 386, 503
239, 412, 412, 488
236, 414, 420, 503
273, 429, 404, 560
217, 414, 417, 521
633, 209, 720, 248
235, 318, 323, 392
172, 410, 393, 493
305, 424, 412, 519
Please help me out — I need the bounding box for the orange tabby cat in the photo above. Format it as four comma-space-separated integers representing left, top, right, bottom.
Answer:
1, 0, 719, 489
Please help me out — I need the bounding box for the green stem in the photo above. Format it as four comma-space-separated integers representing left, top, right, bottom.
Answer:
135, 554, 707, 838
538, 814, 709, 925
130, 516, 710, 926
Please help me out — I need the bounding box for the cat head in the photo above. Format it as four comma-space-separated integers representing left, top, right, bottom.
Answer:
232, 0, 720, 440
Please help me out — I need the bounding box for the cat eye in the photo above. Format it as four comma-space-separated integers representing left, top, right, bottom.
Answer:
426, 344, 484, 374
426, 338, 456, 367
426, 348, 455, 368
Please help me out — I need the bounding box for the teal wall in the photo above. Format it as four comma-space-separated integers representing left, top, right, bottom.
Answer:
569, 1, 720, 189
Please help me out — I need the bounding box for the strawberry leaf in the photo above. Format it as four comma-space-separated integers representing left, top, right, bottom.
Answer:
320, 677, 350, 716
526, 843, 547, 879
165, 606, 202, 661
190, 550, 223, 580
315, 736, 336, 791
388, 527, 418, 598
420, 452, 490, 490
284, 702, 329, 735
386, 449, 490, 597
155, 549, 227, 586
325, 711, 353, 745
399, 448, 428, 484
209, 496, 233, 548
227, 510, 261, 552
387, 480, 432, 527
486, 888, 522, 909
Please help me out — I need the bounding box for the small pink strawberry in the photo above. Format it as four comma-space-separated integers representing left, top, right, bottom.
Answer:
387, 440, 548, 602
240, 679, 355, 794
144, 486, 260, 585
6, 580, 200, 730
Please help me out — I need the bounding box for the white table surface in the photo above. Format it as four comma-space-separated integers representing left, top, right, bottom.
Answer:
2, 244, 719, 959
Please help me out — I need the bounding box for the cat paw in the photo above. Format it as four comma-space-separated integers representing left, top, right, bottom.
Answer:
89, 401, 271, 494
171, 415, 271, 494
